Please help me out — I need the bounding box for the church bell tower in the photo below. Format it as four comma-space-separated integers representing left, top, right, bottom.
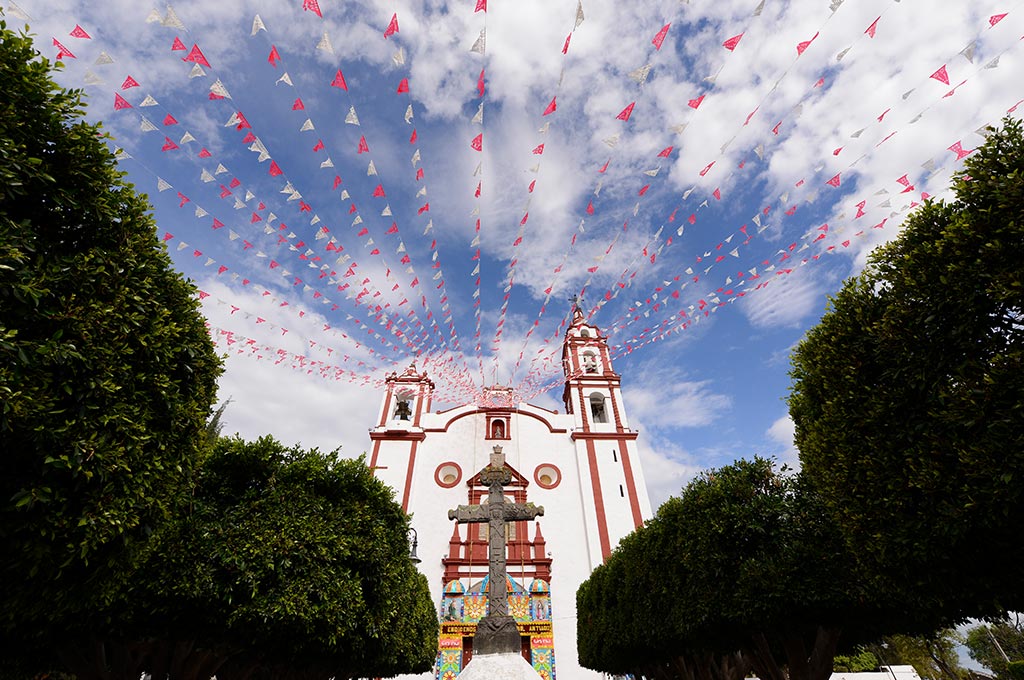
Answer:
561, 301, 647, 561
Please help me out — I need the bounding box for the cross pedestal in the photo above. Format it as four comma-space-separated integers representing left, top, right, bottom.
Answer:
448, 446, 544, 655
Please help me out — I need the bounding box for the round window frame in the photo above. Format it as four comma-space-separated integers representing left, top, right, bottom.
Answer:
533, 464, 562, 490
435, 462, 463, 489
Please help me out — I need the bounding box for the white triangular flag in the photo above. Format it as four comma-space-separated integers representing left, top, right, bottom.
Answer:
603, 134, 620, 148
300, 119, 315, 132
83, 71, 103, 85
367, 160, 377, 175
144, 8, 160, 22
411, 149, 421, 165
140, 94, 158, 107
157, 177, 172, 192
575, 0, 584, 27
628, 64, 652, 83
960, 41, 976, 63
179, 131, 196, 144
470, 29, 486, 54
94, 51, 113, 65
416, 187, 426, 198
340, 190, 350, 200
251, 14, 266, 35
472, 103, 484, 125
233, 197, 245, 209
382, 204, 392, 216
424, 220, 433, 234
140, 117, 158, 132
320, 158, 334, 168
317, 31, 333, 53
277, 72, 293, 86
215, 164, 228, 175
245, 190, 255, 202
162, 6, 185, 29
189, 63, 206, 79
345, 106, 360, 125
392, 47, 405, 66
195, 206, 208, 218
404, 105, 414, 124
224, 112, 240, 127
210, 79, 231, 99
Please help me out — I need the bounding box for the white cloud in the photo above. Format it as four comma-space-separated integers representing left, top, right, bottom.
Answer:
765, 413, 800, 471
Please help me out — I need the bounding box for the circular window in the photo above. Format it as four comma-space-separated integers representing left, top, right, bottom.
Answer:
435, 462, 463, 489
534, 464, 562, 490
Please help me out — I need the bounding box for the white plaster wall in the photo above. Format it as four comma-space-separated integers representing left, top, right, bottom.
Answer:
383, 406, 617, 680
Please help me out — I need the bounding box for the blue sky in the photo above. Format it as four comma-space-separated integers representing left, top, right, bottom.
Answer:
13, 0, 1024, 509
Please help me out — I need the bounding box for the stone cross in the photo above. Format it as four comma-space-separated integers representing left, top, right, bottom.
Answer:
448, 445, 544, 617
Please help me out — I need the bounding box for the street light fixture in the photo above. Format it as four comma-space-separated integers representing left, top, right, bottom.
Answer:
408, 527, 421, 564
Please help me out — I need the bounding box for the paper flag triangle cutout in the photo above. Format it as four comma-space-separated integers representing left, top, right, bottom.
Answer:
69, 25, 91, 39
182, 44, 210, 68
722, 33, 743, 51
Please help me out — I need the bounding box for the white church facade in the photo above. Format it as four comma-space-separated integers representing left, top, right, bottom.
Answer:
369, 307, 652, 679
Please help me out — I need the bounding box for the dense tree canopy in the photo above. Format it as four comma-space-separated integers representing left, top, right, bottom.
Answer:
577, 458, 879, 680
33, 436, 439, 680
0, 18, 221, 633
788, 118, 1024, 624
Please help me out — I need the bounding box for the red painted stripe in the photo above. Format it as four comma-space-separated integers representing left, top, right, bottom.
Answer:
401, 440, 419, 513
586, 439, 612, 560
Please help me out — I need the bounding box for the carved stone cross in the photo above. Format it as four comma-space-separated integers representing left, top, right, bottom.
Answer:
448, 445, 544, 618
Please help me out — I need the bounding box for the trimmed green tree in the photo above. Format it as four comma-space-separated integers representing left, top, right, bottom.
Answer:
965, 617, 1024, 679
578, 458, 879, 680
0, 15, 221, 643
55, 436, 438, 680
788, 118, 1024, 625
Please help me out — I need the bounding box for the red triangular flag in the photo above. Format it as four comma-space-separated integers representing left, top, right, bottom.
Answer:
331, 70, 348, 90
397, 78, 409, 93
161, 137, 179, 151
121, 76, 139, 89
543, 97, 557, 116
303, 0, 322, 17
269, 161, 283, 176
657, 146, 673, 158
171, 36, 186, 51
616, 101, 636, 121
475, 0, 486, 11
292, 98, 304, 110
386, 223, 399, 234
163, 114, 178, 126
722, 33, 743, 51
930, 65, 949, 85
383, 13, 399, 39
652, 24, 670, 50
313, 139, 324, 152
410, 129, 418, 144
796, 32, 818, 55
477, 69, 485, 97
688, 94, 705, 109
357, 136, 369, 154
471, 134, 483, 151
198, 148, 211, 158
372, 184, 386, 197
563, 34, 572, 54
418, 203, 430, 215
415, 168, 424, 181
212, 218, 224, 229
948, 141, 972, 161
586, 201, 595, 215
182, 44, 210, 68
990, 13, 1007, 27
598, 160, 610, 173
52, 38, 75, 60
712, 188, 721, 200
532, 143, 545, 155
865, 16, 880, 38
113, 93, 132, 110
268, 46, 281, 67
69, 25, 91, 39
826, 173, 841, 187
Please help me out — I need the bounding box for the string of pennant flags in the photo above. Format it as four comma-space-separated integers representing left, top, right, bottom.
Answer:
29, 0, 1024, 406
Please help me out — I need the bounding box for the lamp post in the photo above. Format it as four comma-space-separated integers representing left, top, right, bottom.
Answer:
408, 527, 421, 564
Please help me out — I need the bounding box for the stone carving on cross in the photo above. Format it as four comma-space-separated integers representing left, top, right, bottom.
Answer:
448, 445, 544, 617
